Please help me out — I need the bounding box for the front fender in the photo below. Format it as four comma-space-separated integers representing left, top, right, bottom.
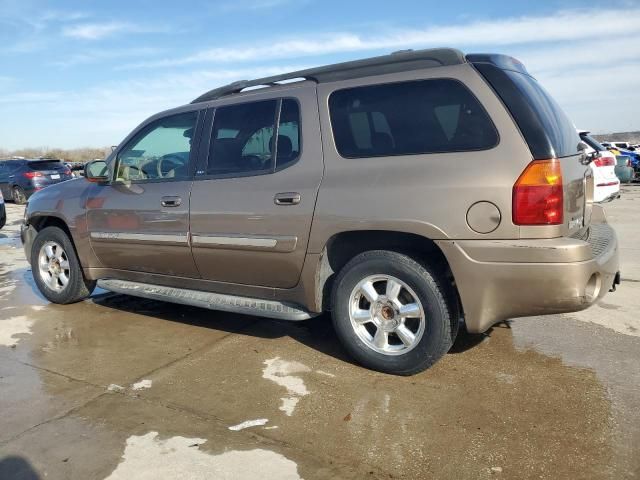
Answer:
24, 178, 101, 269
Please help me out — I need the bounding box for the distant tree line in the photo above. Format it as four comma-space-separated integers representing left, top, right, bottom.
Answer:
592, 131, 640, 144
0, 146, 111, 163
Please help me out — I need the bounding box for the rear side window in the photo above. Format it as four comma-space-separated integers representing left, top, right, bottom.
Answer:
471, 62, 580, 159
28, 161, 63, 171
329, 79, 498, 158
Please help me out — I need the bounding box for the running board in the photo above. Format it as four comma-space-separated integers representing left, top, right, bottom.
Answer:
96, 279, 315, 321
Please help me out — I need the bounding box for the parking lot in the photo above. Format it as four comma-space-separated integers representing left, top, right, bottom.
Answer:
0, 189, 639, 479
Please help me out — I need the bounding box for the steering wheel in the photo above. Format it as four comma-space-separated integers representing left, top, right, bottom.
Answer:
157, 154, 184, 178
122, 164, 147, 181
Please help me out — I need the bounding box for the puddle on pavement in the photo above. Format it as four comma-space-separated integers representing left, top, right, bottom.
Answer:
0, 202, 631, 479
105, 432, 302, 480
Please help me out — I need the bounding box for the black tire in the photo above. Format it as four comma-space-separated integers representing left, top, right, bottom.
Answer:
12, 186, 27, 205
31, 226, 96, 304
331, 250, 456, 375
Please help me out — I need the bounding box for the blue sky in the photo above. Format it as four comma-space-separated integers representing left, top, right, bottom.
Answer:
1, 0, 639, 149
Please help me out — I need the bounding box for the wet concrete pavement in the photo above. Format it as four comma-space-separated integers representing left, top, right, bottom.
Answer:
1, 189, 639, 479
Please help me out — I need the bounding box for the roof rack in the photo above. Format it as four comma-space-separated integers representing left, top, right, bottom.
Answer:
191, 48, 465, 103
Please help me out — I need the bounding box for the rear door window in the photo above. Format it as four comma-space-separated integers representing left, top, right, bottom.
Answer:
207, 98, 301, 176
328, 79, 498, 158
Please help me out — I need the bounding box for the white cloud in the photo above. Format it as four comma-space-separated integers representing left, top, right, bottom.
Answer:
123, 7, 640, 68
0, 64, 311, 149
220, 0, 302, 10
49, 47, 163, 68
62, 21, 166, 40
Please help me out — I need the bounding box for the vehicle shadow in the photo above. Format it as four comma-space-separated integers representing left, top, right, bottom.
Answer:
91, 292, 488, 368
0, 455, 41, 480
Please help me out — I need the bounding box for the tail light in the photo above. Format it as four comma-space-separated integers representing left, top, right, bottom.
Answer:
513, 159, 563, 225
23, 171, 44, 179
63, 168, 71, 175
593, 156, 615, 167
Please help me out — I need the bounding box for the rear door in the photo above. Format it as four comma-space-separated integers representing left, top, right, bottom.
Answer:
189, 83, 323, 288
86, 109, 203, 277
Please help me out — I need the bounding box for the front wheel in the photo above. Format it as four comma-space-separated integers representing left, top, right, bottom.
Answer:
331, 250, 456, 375
31, 226, 95, 304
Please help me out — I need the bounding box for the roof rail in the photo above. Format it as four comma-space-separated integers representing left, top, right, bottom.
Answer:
191, 47, 465, 103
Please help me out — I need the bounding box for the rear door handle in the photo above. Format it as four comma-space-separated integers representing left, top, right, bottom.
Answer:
274, 192, 301, 205
161, 196, 182, 207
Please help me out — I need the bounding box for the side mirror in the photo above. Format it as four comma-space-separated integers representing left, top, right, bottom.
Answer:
85, 160, 110, 183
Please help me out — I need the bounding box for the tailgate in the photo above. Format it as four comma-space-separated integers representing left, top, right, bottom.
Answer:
560, 153, 592, 237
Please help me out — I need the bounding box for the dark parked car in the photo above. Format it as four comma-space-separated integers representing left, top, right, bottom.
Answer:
0, 189, 5, 229
0, 159, 73, 204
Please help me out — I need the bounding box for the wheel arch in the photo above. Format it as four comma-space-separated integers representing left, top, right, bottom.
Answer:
28, 215, 86, 268
313, 230, 462, 315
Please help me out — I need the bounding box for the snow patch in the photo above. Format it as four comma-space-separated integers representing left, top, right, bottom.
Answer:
107, 384, 125, 393
228, 419, 269, 431
262, 357, 310, 416
0, 316, 33, 347
105, 432, 301, 480
131, 379, 153, 390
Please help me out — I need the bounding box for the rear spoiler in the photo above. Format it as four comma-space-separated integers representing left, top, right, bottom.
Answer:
465, 54, 531, 76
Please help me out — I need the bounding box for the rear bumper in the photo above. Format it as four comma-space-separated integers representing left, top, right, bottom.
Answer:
436, 212, 619, 333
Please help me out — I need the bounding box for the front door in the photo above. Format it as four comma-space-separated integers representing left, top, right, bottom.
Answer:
86, 109, 202, 277
189, 85, 323, 288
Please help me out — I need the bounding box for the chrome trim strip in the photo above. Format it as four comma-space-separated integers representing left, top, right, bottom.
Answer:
90, 232, 188, 245
193, 235, 277, 248
97, 279, 315, 321
191, 234, 297, 252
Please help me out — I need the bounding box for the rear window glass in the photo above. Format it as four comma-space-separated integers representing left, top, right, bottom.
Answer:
28, 161, 62, 171
328, 79, 498, 158
472, 62, 580, 159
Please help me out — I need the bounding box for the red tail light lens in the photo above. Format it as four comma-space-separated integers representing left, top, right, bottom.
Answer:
513, 159, 563, 225
593, 156, 615, 167
63, 168, 71, 175
23, 171, 44, 179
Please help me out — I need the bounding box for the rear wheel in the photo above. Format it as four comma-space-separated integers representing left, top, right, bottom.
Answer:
31, 226, 95, 304
12, 186, 27, 205
331, 250, 456, 375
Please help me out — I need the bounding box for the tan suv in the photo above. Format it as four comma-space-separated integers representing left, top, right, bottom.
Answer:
21, 49, 620, 375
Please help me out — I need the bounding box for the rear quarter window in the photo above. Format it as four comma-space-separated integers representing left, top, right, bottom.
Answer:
328, 79, 498, 158
470, 61, 580, 159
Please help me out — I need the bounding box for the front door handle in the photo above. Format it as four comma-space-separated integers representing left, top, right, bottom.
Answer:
161, 196, 182, 207
274, 192, 301, 206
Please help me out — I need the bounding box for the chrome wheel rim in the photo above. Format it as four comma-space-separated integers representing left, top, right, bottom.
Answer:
38, 241, 70, 292
349, 274, 425, 356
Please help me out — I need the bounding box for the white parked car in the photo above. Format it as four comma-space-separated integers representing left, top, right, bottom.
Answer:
579, 130, 620, 203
